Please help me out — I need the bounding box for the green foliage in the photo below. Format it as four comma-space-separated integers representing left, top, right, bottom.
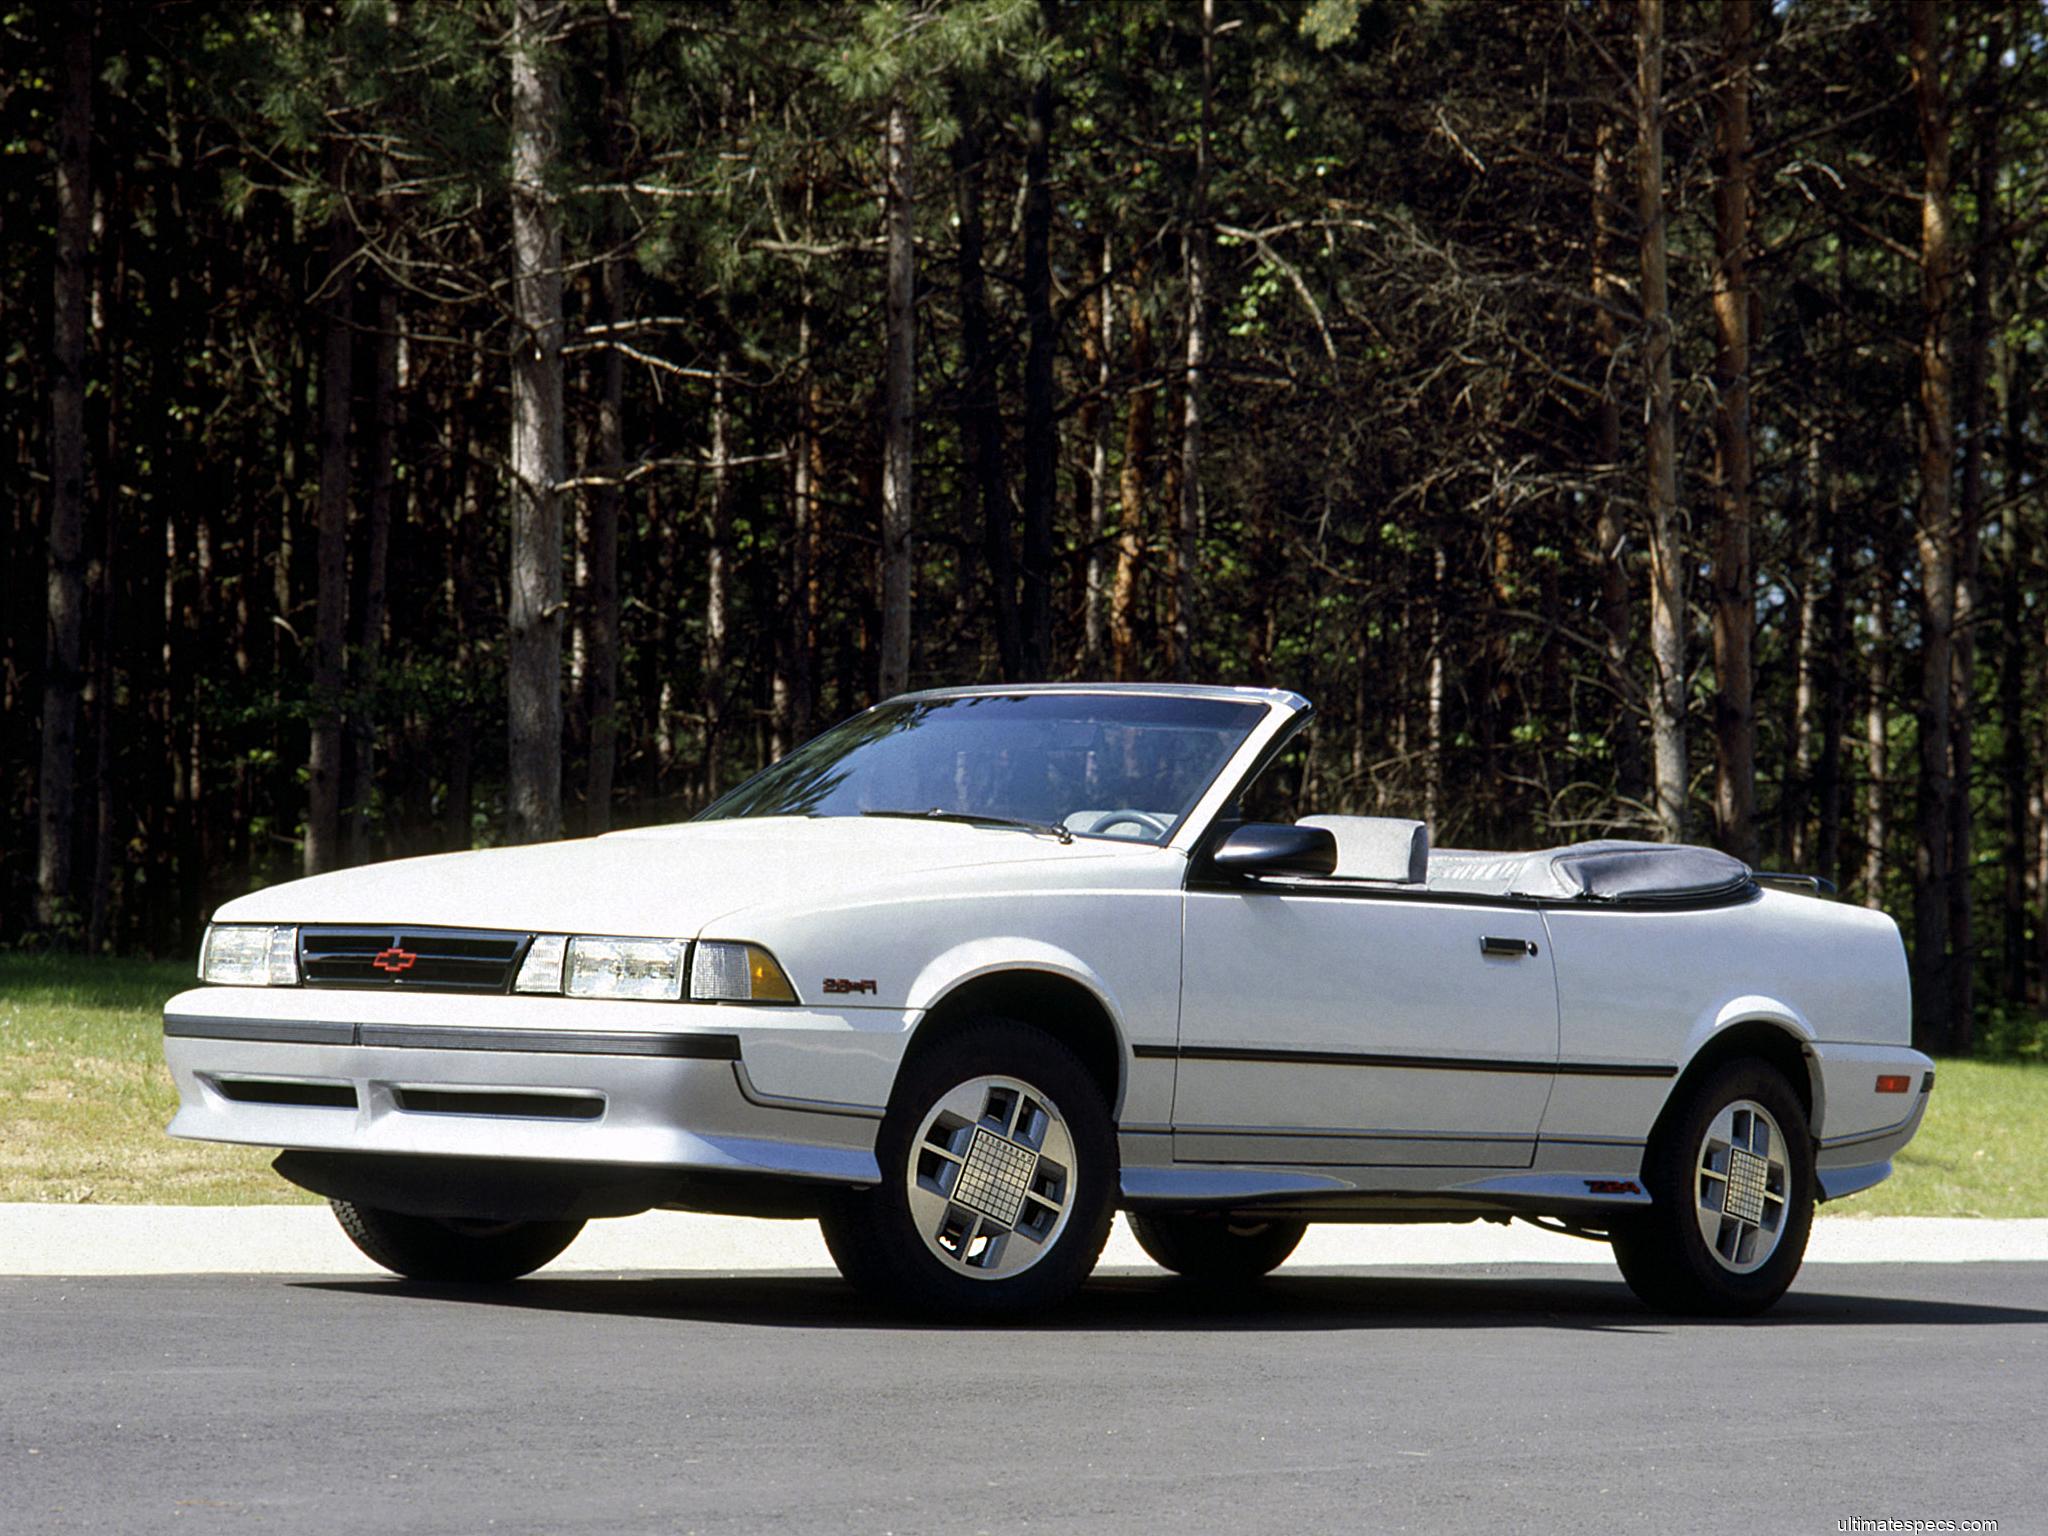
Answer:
1977, 1007, 2048, 1063
1831, 1060, 2048, 1220
820, 0, 1043, 129
1297, 0, 1363, 52
0, 0, 2043, 1058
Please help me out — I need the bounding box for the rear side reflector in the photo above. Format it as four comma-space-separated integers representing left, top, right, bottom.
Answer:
1875, 1074, 1911, 1094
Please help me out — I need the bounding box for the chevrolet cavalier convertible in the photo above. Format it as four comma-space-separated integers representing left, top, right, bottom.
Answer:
164, 684, 1931, 1317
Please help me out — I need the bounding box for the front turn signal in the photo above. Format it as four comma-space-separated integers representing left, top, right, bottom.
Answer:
690, 941, 799, 1004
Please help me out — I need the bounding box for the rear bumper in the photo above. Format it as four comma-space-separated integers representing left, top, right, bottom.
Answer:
1814, 1082, 1933, 1203
163, 991, 892, 1191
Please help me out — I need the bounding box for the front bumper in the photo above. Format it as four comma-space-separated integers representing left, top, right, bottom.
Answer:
162, 986, 904, 1191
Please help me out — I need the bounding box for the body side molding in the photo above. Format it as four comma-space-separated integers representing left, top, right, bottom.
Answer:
1131, 1041, 1674, 1078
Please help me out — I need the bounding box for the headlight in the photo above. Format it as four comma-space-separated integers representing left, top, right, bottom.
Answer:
689, 940, 799, 1003
564, 936, 688, 1001
199, 925, 300, 986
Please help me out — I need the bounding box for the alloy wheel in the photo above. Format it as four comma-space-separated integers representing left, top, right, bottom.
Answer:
905, 1075, 1076, 1280
1693, 1098, 1790, 1274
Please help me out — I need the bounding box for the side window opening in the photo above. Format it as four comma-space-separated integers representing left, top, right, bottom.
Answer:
1221, 734, 1312, 827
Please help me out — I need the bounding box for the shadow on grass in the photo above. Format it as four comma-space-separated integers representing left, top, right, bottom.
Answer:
293, 1266, 2048, 1335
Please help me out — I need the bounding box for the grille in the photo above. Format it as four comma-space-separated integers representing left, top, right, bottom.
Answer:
299, 926, 530, 993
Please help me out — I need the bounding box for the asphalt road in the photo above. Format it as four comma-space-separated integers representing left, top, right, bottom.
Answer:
2, 1263, 2042, 1535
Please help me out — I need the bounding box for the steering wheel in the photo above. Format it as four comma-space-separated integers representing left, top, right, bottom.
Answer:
1090, 809, 1171, 840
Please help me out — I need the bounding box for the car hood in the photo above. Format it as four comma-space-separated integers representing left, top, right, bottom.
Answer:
210, 816, 1146, 937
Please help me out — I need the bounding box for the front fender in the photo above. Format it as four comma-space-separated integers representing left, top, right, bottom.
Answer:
905, 937, 1135, 1047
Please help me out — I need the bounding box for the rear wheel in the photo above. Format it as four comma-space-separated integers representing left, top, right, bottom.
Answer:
819, 1018, 1116, 1319
1611, 1059, 1813, 1316
1130, 1212, 1306, 1284
332, 1200, 585, 1283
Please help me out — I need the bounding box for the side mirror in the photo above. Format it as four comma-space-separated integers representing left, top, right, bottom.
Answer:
1210, 822, 1338, 879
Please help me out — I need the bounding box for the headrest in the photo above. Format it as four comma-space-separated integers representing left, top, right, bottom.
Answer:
1295, 815, 1429, 884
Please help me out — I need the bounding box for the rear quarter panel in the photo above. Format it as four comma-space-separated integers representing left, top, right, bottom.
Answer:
1540, 888, 1911, 1143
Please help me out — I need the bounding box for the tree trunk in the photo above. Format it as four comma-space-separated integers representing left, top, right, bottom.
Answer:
784, 275, 818, 750
1079, 234, 1111, 672
86, 152, 125, 949
877, 100, 916, 701
1785, 448, 1822, 865
1589, 45, 1645, 816
949, 102, 1020, 678
702, 359, 731, 802
1999, 448, 2027, 1003
1425, 547, 1446, 831
1709, 0, 1756, 864
348, 249, 397, 866
2024, 364, 2047, 1003
306, 140, 354, 878
1998, 326, 2029, 1001
1636, 0, 1686, 843
1815, 480, 1851, 888
36, 4, 92, 929
1908, 0, 1958, 1053
1862, 531, 1894, 910
1020, 24, 1058, 679
586, 2, 626, 831
1110, 258, 1154, 682
586, 355, 622, 831
507, 0, 566, 846
87, 528, 115, 946
1172, 0, 1215, 683
445, 338, 486, 852
1949, 10, 2002, 1037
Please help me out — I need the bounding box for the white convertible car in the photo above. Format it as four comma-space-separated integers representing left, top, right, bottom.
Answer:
164, 684, 1931, 1317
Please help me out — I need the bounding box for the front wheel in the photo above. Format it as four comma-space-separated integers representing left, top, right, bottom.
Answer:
1610, 1059, 1814, 1316
332, 1200, 585, 1283
1130, 1212, 1306, 1284
820, 1019, 1116, 1319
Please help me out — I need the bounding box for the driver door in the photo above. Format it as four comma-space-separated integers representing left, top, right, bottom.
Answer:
1173, 884, 1559, 1166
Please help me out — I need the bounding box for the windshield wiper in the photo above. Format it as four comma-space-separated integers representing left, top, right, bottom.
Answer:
861, 808, 1073, 844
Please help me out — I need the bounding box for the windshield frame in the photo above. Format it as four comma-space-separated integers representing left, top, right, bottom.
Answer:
694, 688, 1299, 849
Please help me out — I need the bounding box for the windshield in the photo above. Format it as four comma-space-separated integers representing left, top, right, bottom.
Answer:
697, 693, 1268, 845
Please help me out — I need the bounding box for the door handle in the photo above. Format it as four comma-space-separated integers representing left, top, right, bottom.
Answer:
1480, 936, 1538, 959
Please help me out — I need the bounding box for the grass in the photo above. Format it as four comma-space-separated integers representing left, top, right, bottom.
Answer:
1, 954, 2044, 1215
0, 952, 314, 1205
1828, 1057, 2048, 1219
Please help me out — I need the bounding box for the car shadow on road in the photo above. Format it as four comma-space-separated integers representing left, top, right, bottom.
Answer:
295, 1267, 2048, 1335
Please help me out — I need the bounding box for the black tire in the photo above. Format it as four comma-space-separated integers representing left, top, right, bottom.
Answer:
1129, 1211, 1306, 1284
819, 1018, 1117, 1320
332, 1200, 585, 1283
1611, 1059, 1814, 1316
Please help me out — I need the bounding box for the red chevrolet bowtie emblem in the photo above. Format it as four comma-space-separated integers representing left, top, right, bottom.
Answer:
371, 947, 418, 974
